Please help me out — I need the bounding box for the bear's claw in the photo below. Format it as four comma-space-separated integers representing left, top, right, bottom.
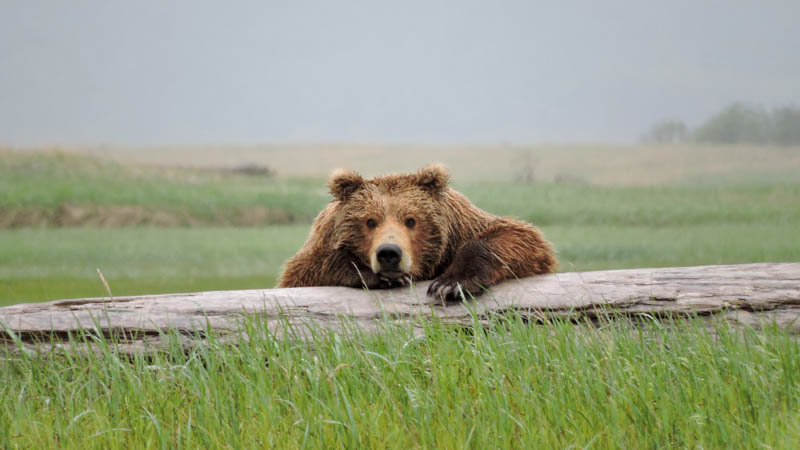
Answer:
427, 278, 483, 301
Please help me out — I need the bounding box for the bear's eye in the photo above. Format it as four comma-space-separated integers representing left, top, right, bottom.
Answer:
405, 217, 416, 228
366, 218, 377, 229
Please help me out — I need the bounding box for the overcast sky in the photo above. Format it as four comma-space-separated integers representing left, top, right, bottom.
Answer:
1, 0, 798, 146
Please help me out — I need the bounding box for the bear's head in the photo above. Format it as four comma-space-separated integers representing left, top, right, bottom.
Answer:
327, 164, 451, 282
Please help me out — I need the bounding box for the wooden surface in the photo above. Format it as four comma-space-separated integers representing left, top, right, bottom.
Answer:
2, 263, 799, 354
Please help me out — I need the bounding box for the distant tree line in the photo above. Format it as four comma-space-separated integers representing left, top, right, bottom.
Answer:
643, 103, 800, 145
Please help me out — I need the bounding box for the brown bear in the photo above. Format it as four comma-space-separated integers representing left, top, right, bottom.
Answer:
278, 164, 556, 299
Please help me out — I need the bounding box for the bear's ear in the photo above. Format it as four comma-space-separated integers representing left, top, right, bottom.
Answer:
416, 163, 450, 193
329, 169, 364, 202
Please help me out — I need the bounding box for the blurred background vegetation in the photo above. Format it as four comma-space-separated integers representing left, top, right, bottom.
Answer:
2, 143, 798, 306
644, 102, 800, 145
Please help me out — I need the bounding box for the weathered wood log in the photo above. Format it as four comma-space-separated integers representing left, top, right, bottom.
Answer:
2, 263, 799, 354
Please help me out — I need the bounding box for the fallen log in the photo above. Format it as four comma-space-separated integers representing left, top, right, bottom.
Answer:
2, 263, 799, 355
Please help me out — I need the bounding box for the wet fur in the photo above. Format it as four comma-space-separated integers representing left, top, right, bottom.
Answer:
278, 164, 556, 299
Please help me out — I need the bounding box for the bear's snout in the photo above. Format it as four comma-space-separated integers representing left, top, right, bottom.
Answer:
368, 217, 414, 277
376, 243, 402, 269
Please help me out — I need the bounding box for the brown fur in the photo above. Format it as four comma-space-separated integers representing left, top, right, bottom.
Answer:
278, 164, 556, 299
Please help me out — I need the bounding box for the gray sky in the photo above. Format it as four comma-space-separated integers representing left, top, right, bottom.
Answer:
1, 0, 798, 146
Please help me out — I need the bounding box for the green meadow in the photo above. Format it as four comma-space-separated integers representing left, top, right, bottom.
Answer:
2, 150, 799, 306
1, 147, 799, 448
2, 222, 799, 307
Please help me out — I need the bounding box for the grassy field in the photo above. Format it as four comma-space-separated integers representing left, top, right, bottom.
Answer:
0, 152, 325, 227
3, 315, 800, 448
6, 150, 798, 228
2, 222, 799, 306
1, 150, 799, 305
1, 147, 799, 447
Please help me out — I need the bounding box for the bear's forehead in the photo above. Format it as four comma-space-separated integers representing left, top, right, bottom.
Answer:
348, 183, 432, 215
359, 188, 425, 205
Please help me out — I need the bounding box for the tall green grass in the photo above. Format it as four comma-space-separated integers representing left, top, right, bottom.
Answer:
2, 315, 799, 448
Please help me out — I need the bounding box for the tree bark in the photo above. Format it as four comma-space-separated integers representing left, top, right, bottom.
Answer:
2, 263, 799, 355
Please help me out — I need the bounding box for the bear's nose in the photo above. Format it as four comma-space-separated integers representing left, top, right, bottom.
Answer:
376, 243, 402, 268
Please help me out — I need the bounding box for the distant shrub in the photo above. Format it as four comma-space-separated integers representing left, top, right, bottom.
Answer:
694, 103, 771, 145
648, 103, 800, 146
693, 103, 800, 146
642, 119, 688, 144
770, 106, 800, 146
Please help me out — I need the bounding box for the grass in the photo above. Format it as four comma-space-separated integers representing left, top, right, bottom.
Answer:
2, 222, 799, 306
2, 315, 799, 448
461, 182, 800, 227
0, 152, 327, 226
0, 227, 304, 305
3, 151, 800, 228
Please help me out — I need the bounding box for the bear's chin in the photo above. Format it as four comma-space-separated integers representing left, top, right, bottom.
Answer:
376, 270, 406, 279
